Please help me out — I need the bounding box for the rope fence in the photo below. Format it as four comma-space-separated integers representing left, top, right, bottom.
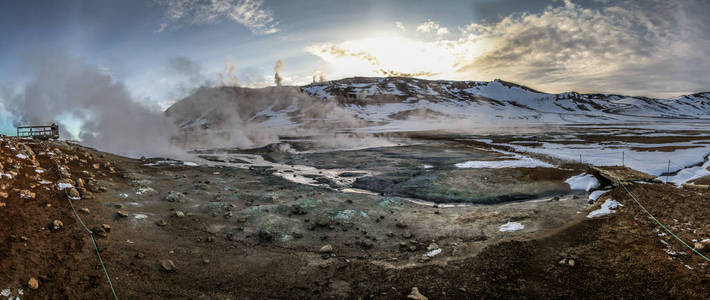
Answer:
65, 190, 119, 299
616, 178, 710, 263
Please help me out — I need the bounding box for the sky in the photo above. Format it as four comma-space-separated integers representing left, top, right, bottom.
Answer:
0, 0, 709, 133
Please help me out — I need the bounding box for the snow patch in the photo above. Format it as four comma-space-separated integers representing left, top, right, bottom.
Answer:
57, 182, 73, 190
499, 222, 524, 232
588, 189, 610, 202
425, 248, 442, 257
587, 199, 623, 218
566, 173, 600, 191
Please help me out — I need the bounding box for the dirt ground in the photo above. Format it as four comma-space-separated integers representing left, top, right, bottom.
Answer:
2, 137, 710, 299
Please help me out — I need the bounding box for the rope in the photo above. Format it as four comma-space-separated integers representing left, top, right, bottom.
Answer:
65, 191, 119, 299
616, 179, 710, 263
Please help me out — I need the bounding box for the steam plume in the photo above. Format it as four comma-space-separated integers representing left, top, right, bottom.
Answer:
2, 52, 182, 158
273, 59, 284, 86
219, 60, 239, 87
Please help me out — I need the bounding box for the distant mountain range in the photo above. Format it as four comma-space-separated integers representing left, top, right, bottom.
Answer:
166, 77, 710, 135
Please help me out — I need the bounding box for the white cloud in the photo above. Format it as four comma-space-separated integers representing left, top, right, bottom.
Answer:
416, 20, 448, 36
154, 0, 279, 35
395, 21, 406, 32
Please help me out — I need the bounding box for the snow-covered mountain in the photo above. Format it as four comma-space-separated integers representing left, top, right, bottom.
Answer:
301, 77, 710, 123
167, 77, 710, 135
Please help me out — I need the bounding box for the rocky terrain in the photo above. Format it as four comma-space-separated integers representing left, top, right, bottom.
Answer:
2, 78, 710, 299
2, 132, 710, 299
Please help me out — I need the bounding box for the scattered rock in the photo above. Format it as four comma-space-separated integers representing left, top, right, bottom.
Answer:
0, 202, 5, 208
79, 207, 90, 214
358, 240, 374, 249
164, 191, 185, 202
160, 259, 176, 272
407, 287, 428, 300
116, 210, 129, 218
402, 232, 413, 239
559, 258, 576, 267
92, 226, 108, 238
695, 242, 706, 251
135, 252, 145, 259
156, 219, 168, 226
426, 243, 439, 251
102, 224, 112, 232
51, 220, 63, 231
68, 188, 81, 199
28, 277, 39, 290
319, 244, 334, 254
173, 211, 185, 218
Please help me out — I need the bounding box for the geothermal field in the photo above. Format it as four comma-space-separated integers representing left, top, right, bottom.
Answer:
2, 77, 710, 299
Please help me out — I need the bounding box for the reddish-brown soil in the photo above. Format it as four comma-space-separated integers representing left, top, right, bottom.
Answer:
2, 138, 710, 299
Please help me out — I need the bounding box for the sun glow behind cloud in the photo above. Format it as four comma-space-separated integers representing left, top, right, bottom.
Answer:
305, 35, 485, 80
306, 0, 710, 97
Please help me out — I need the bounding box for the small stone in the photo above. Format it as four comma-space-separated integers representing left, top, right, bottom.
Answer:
173, 211, 185, 218
202, 258, 211, 264
319, 244, 334, 254
78, 207, 90, 214
568, 259, 576, 267
116, 210, 129, 218
402, 232, 413, 239
0, 202, 5, 208
407, 287, 428, 300
695, 242, 705, 251
396, 222, 408, 229
135, 252, 145, 259
101, 224, 112, 232
28, 277, 39, 290
558, 259, 567, 265
160, 259, 176, 272
359, 240, 374, 249
51, 220, 63, 231
92, 226, 108, 237
0, 192, 7, 198
426, 243, 439, 251
156, 219, 168, 226
68, 188, 81, 199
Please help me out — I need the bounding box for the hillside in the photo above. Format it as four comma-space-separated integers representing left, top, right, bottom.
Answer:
166, 77, 710, 135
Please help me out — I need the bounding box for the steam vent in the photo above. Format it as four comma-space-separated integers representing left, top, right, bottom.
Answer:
2, 0, 710, 298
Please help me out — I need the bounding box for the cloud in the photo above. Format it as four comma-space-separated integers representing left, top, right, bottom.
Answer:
395, 21, 406, 32
416, 20, 449, 36
453, 0, 710, 96
154, 0, 279, 34
305, 41, 441, 78
306, 0, 710, 97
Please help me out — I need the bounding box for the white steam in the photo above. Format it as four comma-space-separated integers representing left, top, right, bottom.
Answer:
3, 53, 183, 158
273, 59, 284, 86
